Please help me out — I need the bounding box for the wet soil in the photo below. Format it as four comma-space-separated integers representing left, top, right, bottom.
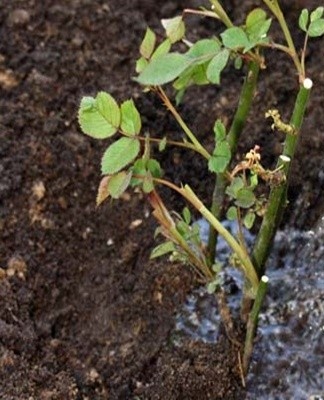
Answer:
0, 0, 323, 399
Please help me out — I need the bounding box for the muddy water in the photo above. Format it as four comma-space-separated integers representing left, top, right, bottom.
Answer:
175, 218, 324, 399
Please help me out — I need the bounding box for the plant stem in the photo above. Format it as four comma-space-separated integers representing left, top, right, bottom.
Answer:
153, 177, 259, 294
207, 61, 260, 264
209, 0, 233, 28
137, 135, 200, 154
262, 0, 303, 79
157, 87, 211, 160
252, 79, 312, 277
183, 185, 260, 295
243, 275, 269, 374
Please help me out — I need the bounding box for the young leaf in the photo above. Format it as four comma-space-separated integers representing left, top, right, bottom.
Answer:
206, 49, 230, 84
208, 141, 231, 173
235, 187, 256, 208
159, 137, 167, 152
243, 211, 256, 229
226, 206, 237, 221
147, 159, 162, 178
161, 16, 185, 44
79, 92, 120, 139
207, 281, 217, 294
120, 99, 141, 136
136, 53, 192, 86
246, 8, 267, 30
136, 57, 148, 73
221, 27, 250, 50
234, 56, 243, 70
310, 7, 324, 22
182, 207, 191, 224
140, 27, 156, 59
150, 241, 175, 259
308, 18, 324, 37
108, 171, 132, 199
151, 39, 172, 60
299, 9, 309, 32
226, 177, 244, 198
213, 119, 226, 141
142, 172, 154, 193
101, 137, 140, 174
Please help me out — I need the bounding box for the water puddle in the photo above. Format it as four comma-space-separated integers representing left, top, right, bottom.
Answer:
175, 217, 324, 399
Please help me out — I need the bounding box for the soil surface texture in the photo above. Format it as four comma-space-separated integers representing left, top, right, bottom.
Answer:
0, 0, 323, 399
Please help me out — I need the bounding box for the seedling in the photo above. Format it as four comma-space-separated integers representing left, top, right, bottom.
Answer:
78, 1, 324, 378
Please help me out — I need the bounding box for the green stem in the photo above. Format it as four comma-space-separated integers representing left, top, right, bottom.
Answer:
207, 61, 260, 264
262, 0, 303, 78
158, 87, 211, 160
153, 177, 259, 294
209, 0, 233, 28
183, 185, 259, 295
243, 275, 269, 374
252, 79, 312, 277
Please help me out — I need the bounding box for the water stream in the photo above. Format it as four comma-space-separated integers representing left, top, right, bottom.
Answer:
175, 217, 324, 399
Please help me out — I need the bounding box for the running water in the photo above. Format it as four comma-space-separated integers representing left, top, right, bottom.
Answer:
175, 217, 324, 399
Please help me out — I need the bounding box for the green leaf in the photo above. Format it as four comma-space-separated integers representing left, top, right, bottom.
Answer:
226, 206, 237, 221
131, 159, 146, 186
213, 119, 226, 141
101, 137, 140, 174
208, 141, 231, 173
243, 211, 256, 229
310, 7, 324, 22
147, 159, 162, 178
192, 64, 209, 85
207, 282, 217, 294
246, 8, 267, 30
151, 39, 172, 60
186, 39, 221, 64
120, 99, 141, 136
235, 187, 256, 208
308, 18, 324, 37
136, 57, 148, 73
161, 16, 185, 44
221, 27, 250, 50
226, 177, 244, 198
159, 137, 167, 151
150, 241, 175, 259
96, 171, 132, 204
206, 49, 230, 84
182, 207, 191, 224
234, 56, 243, 70
136, 53, 193, 86
79, 92, 120, 139
299, 9, 309, 32
140, 27, 156, 59
246, 19, 272, 42
108, 171, 132, 199
142, 172, 154, 193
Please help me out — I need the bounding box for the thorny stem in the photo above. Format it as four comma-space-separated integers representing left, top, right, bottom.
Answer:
252, 79, 312, 277
207, 61, 260, 265
157, 87, 211, 160
243, 275, 269, 374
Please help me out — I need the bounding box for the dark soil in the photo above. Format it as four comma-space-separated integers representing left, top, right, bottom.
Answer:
0, 1, 323, 399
